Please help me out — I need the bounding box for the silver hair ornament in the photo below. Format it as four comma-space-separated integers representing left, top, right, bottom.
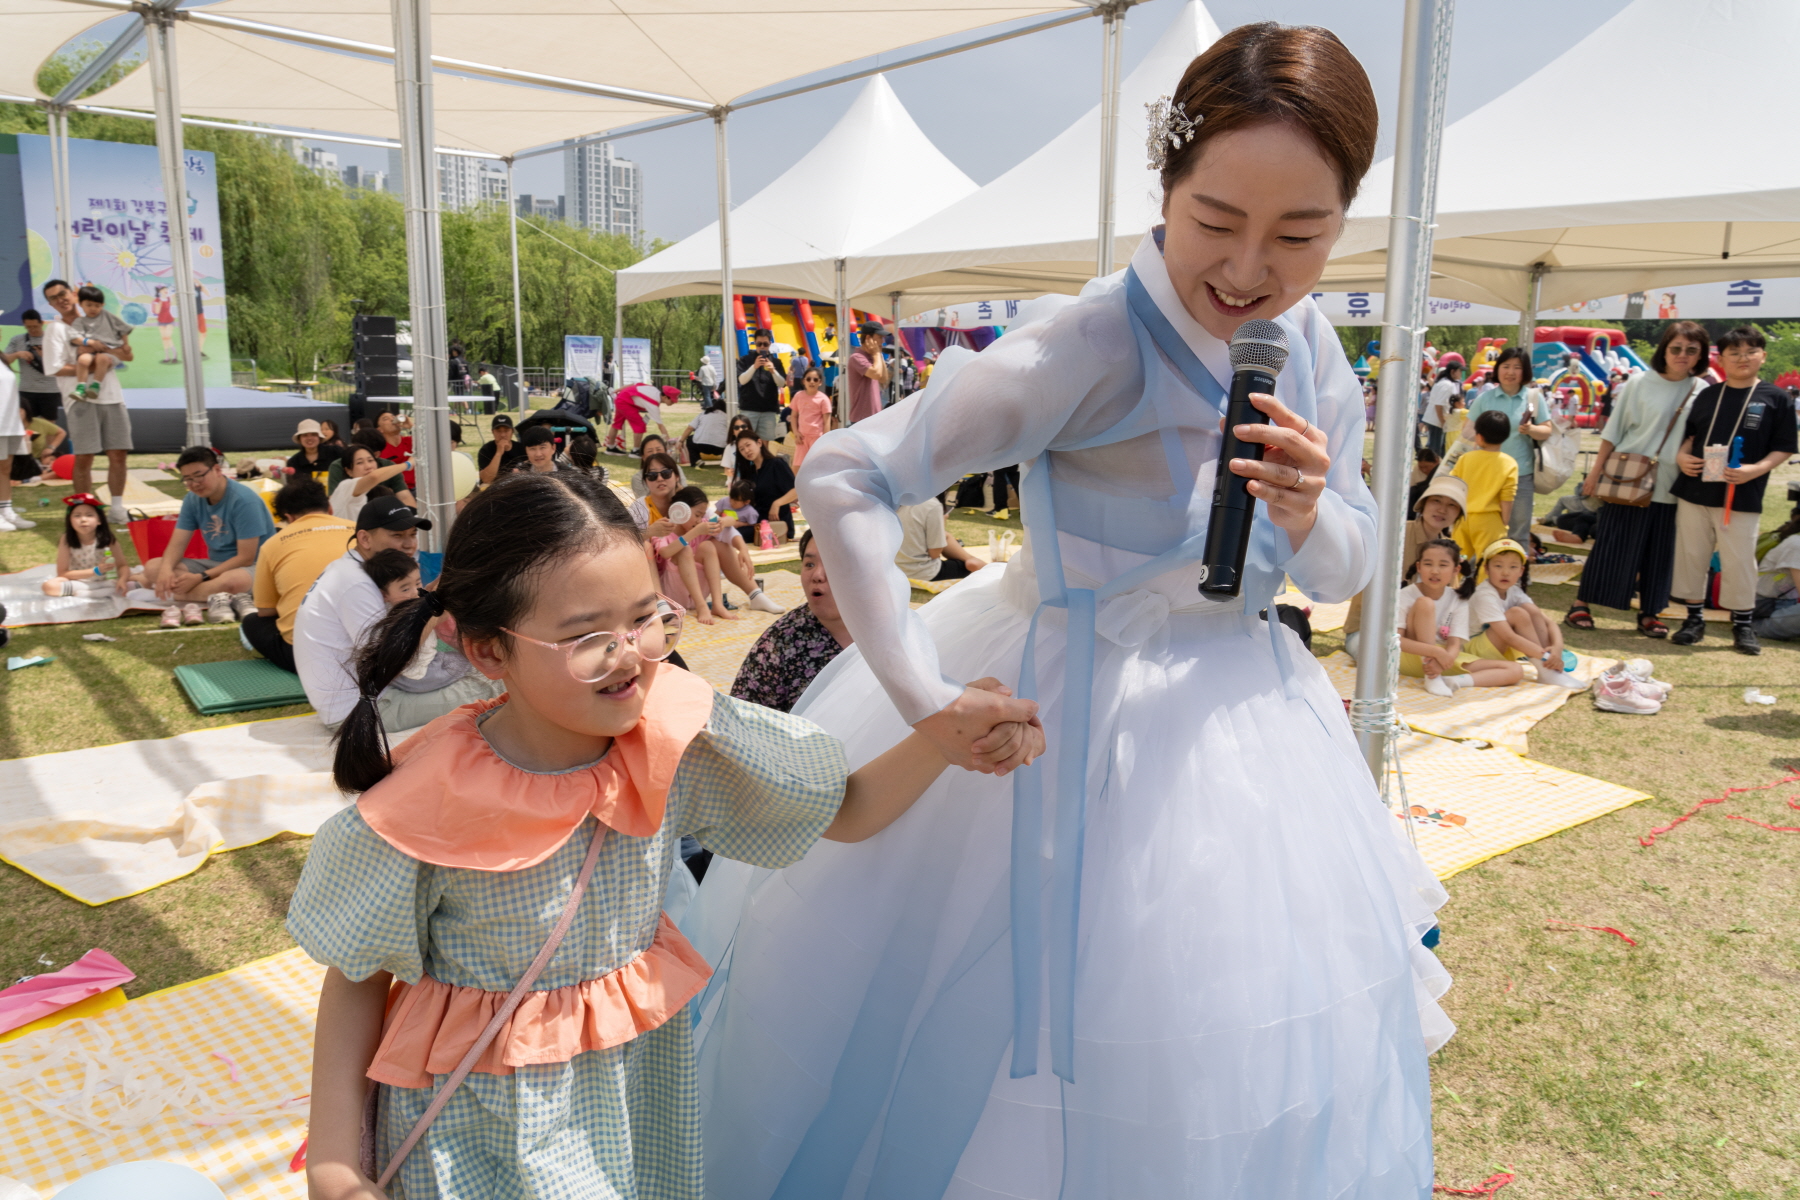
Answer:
1145, 96, 1201, 172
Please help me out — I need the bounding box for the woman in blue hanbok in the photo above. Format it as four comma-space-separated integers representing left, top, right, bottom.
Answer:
692, 23, 1453, 1199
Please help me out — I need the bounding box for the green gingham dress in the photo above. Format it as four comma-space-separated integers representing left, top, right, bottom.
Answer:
287, 691, 846, 1200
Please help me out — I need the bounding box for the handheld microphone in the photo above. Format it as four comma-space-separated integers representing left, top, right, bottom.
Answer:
1199, 319, 1290, 598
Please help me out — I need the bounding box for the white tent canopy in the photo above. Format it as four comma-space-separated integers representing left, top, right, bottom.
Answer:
1324, 0, 1800, 312
178, 0, 1089, 115
840, 0, 1221, 316
617, 75, 977, 306
83, 22, 670, 156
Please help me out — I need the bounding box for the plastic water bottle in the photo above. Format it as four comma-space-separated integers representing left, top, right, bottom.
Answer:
758, 520, 776, 550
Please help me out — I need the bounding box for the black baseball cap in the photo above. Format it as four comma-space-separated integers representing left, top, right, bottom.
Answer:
490, 413, 515, 430
356, 495, 432, 533
520, 425, 556, 448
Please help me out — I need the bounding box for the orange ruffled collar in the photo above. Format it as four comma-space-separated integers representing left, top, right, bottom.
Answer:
358, 663, 716, 870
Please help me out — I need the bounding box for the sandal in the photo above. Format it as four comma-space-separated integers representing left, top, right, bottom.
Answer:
1637, 615, 1669, 639
1564, 605, 1595, 631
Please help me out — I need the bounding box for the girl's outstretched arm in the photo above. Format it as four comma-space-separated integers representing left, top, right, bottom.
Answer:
307, 966, 393, 1200
825, 678, 1044, 843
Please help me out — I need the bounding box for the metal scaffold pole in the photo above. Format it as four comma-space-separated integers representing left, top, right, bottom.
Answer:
144, 5, 209, 448
1351, 0, 1457, 780
391, 0, 455, 548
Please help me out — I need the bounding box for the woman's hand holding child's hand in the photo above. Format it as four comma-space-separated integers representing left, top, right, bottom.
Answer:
965, 678, 1045, 778
913, 680, 1041, 775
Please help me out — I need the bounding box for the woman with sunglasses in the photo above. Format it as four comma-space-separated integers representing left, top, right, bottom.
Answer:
1565, 321, 1710, 636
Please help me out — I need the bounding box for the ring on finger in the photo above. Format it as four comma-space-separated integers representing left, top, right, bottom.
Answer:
1286, 465, 1305, 490
1299, 418, 1311, 439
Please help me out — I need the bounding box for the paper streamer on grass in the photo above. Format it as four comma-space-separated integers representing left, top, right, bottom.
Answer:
1637, 769, 1800, 847
1435, 1173, 1515, 1196
1546, 918, 1637, 947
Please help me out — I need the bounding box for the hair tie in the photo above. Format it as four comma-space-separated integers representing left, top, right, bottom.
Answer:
423, 590, 446, 616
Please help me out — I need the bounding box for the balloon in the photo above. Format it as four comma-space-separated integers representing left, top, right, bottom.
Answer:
52, 454, 74, 480
451, 450, 479, 498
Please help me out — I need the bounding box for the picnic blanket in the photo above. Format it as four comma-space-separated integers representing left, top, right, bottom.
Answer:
0, 949, 322, 1199
0, 565, 129, 626
674, 569, 802, 691
100, 477, 183, 518
1387, 731, 1651, 880
0, 717, 358, 905
1316, 650, 1614, 756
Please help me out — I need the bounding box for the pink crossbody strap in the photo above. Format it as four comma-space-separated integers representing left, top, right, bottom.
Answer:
372, 822, 608, 1189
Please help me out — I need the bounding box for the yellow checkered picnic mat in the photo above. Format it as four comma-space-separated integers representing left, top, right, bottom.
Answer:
675, 569, 803, 692
0, 949, 323, 1198
1386, 732, 1650, 880
1316, 650, 1615, 756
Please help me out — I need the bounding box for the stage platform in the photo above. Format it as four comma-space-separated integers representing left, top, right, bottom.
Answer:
114, 388, 349, 452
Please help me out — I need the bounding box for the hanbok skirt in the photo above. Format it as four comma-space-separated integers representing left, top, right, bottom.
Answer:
689, 555, 1452, 1200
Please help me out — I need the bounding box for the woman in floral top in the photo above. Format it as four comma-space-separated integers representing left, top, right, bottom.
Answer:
731, 530, 852, 712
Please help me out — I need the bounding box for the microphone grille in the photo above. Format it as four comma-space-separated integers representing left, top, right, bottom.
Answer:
1229, 320, 1289, 374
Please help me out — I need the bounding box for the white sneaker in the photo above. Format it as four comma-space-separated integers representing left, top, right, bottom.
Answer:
1423, 674, 1454, 697
107, 504, 129, 526
0, 510, 17, 532
746, 588, 785, 614
206, 592, 237, 623
1623, 658, 1674, 699
1593, 670, 1661, 714
229, 591, 256, 620
0, 508, 35, 529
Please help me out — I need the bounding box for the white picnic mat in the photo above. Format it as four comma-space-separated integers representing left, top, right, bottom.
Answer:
0, 717, 374, 905
0, 565, 129, 627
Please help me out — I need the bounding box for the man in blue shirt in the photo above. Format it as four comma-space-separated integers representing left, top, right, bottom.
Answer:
145, 446, 277, 624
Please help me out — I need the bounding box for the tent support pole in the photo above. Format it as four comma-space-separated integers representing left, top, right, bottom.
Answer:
144, 4, 209, 449
46, 106, 76, 288
1516, 262, 1545, 367
392, 0, 454, 549
890, 290, 902, 407
714, 109, 737, 417
614, 291, 623, 399
1352, 0, 1456, 781
835, 259, 850, 426
507, 159, 525, 410
1095, 0, 1127, 278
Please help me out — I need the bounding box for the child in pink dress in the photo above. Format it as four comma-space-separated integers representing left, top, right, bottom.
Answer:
790, 367, 834, 469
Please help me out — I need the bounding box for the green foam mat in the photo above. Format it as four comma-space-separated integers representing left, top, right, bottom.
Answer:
173, 658, 310, 714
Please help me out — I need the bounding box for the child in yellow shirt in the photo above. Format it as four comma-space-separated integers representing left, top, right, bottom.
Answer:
1450, 409, 1518, 560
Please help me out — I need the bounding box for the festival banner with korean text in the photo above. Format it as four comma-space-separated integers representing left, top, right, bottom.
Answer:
563, 335, 604, 381
4, 133, 230, 386
1311, 279, 1800, 327
616, 337, 652, 387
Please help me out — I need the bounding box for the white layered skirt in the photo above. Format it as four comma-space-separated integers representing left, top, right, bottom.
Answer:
688, 552, 1452, 1200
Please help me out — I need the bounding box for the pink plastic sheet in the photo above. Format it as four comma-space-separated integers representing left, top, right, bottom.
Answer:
0, 949, 135, 1034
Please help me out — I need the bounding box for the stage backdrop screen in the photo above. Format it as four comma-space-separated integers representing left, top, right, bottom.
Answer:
3, 132, 229, 387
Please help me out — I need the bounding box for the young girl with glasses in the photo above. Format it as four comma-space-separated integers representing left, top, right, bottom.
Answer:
296, 470, 1045, 1199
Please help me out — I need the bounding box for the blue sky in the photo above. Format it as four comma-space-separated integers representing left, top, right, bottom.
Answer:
309, 0, 1634, 245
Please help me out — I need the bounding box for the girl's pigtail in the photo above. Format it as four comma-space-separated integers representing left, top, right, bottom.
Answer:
332, 591, 444, 792
1455, 554, 1479, 600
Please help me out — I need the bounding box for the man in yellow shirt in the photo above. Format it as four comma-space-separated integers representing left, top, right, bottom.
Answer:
1450, 410, 1518, 561
243, 477, 354, 673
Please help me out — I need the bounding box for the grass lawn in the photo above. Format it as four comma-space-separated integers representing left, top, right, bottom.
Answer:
2, 417, 1799, 1197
